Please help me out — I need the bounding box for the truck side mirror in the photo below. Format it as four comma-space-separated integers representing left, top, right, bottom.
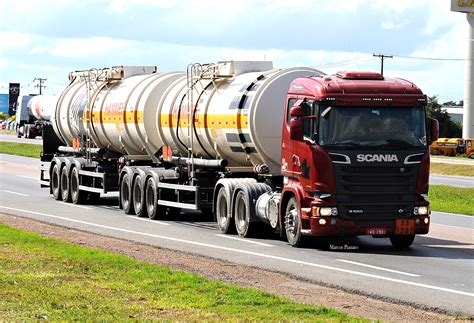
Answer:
289, 105, 304, 141
428, 118, 439, 145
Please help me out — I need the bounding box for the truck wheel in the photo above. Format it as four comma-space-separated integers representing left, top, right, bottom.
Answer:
51, 164, 61, 200
121, 173, 134, 215
285, 196, 303, 247
25, 125, 30, 139
133, 175, 146, 217
70, 167, 85, 204
216, 186, 234, 234
389, 235, 415, 249
145, 177, 165, 220
234, 189, 252, 237
60, 165, 70, 202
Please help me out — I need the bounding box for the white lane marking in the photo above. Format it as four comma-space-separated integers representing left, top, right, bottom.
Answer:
16, 175, 37, 180
424, 245, 473, 249
1, 190, 29, 197
127, 216, 171, 226
215, 234, 274, 247
336, 259, 420, 277
432, 223, 474, 231
58, 202, 92, 210
432, 211, 474, 219
1, 205, 473, 298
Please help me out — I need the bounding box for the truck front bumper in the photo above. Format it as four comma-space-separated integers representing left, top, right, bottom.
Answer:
304, 216, 430, 237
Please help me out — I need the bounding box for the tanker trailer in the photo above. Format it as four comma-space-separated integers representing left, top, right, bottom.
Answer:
40, 62, 438, 248
15, 94, 57, 139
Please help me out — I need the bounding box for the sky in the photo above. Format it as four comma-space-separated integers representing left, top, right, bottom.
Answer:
0, 0, 470, 104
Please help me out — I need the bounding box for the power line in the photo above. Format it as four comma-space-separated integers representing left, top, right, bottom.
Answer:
393, 55, 469, 61
33, 77, 47, 95
373, 53, 393, 75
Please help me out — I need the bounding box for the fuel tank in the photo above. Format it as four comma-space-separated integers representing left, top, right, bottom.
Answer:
52, 62, 321, 174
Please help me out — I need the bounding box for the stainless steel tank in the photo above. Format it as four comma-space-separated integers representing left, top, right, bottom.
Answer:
52, 62, 321, 175
52, 66, 183, 155
156, 62, 321, 174
28, 95, 57, 121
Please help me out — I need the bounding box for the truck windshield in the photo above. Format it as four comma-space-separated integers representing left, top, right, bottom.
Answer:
318, 106, 426, 148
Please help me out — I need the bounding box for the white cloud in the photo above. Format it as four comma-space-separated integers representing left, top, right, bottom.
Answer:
423, 2, 462, 35
19, 63, 64, 72
0, 31, 31, 51
0, 59, 8, 69
381, 20, 405, 30
108, 0, 177, 12
370, 0, 423, 14
411, 23, 468, 59
50, 37, 132, 57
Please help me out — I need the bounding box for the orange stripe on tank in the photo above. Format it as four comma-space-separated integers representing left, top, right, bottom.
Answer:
95, 112, 248, 129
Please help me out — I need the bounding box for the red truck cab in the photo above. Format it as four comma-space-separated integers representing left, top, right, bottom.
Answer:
280, 71, 439, 248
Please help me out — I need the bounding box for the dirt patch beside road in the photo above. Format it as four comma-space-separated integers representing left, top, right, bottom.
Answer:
0, 213, 461, 321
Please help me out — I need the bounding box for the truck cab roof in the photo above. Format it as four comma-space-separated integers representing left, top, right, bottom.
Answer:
288, 71, 426, 106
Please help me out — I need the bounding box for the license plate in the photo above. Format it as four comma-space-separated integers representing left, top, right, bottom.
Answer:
367, 228, 387, 235
395, 219, 415, 235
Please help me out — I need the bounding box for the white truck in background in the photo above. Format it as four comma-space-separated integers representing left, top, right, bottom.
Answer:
15, 94, 56, 139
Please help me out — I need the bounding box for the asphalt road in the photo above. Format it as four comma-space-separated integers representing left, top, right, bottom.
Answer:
0, 154, 473, 316
0, 133, 43, 145
430, 174, 474, 188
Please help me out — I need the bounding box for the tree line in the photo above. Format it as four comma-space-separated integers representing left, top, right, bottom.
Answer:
427, 96, 462, 138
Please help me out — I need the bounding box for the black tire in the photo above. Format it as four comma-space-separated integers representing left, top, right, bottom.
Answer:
390, 235, 415, 249
70, 167, 85, 204
51, 163, 61, 200
234, 189, 251, 237
284, 196, 303, 247
60, 165, 70, 202
25, 125, 30, 139
145, 177, 165, 220
216, 186, 234, 234
132, 175, 146, 217
121, 173, 134, 215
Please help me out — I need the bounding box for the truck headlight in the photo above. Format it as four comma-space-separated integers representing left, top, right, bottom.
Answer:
312, 207, 338, 217
414, 206, 429, 215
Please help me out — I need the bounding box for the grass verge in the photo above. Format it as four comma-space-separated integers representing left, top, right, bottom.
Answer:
430, 163, 474, 177
0, 142, 42, 158
0, 224, 358, 321
429, 185, 474, 215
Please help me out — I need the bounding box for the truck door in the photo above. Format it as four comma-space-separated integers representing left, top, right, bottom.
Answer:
292, 100, 317, 191
282, 98, 318, 184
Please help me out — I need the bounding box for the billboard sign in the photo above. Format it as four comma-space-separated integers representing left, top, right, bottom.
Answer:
8, 82, 20, 115
0, 94, 8, 114
452, 0, 474, 13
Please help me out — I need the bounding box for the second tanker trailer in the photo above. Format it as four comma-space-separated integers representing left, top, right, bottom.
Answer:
40, 61, 439, 248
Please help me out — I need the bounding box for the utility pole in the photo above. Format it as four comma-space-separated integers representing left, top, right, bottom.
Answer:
372, 54, 393, 76
33, 77, 47, 94
451, 1, 474, 138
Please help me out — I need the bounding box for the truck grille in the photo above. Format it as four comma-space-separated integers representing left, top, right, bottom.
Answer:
333, 164, 419, 220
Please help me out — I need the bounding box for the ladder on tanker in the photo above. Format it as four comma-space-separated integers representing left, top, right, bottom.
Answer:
69, 67, 136, 163
185, 63, 233, 179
